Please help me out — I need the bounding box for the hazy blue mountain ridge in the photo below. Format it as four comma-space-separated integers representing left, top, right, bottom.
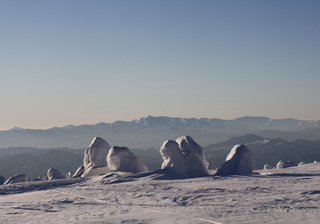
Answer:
0, 116, 319, 149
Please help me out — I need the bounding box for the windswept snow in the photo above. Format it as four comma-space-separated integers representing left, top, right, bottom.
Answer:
1, 163, 320, 223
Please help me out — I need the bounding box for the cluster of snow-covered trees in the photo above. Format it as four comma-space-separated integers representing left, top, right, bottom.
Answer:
0, 135, 255, 185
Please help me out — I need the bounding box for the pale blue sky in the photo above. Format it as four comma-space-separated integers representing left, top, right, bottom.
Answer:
1, 0, 320, 130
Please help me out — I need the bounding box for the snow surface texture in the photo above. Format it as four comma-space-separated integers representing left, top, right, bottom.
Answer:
107, 146, 148, 173
81, 137, 111, 177
160, 140, 188, 178
176, 136, 210, 177
215, 144, 253, 176
1, 163, 320, 223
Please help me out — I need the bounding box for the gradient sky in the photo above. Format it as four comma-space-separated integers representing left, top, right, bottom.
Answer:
1, 0, 320, 130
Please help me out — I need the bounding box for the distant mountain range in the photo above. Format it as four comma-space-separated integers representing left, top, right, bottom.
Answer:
0, 116, 319, 149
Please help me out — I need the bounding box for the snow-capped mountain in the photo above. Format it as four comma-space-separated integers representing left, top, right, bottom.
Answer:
0, 116, 319, 149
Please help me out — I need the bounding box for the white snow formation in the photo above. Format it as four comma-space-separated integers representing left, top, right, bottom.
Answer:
276, 160, 298, 169
107, 146, 148, 173
73, 165, 85, 178
47, 168, 64, 180
176, 136, 210, 177
84, 137, 111, 168
4, 174, 29, 185
160, 140, 188, 178
82, 137, 111, 177
263, 164, 273, 170
65, 171, 73, 179
215, 144, 253, 176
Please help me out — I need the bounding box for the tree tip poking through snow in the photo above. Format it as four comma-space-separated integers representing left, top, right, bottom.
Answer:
215, 144, 253, 176
47, 168, 65, 180
160, 140, 188, 178
4, 174, 29, 185
176, 136, 210, 178
107, 146, 148, 173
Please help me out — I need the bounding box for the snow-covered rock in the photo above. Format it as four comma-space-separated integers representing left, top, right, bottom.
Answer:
0, 175, 6, 185
4, 174, 29, 185
107, 146, 148, 173
47, 168, 65, 180
160, 140, 187, 178
176, 136, 210, 177
215, 144, 253, 176
82, 137, 112, 177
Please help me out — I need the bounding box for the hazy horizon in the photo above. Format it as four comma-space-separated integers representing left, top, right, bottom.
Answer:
1, 0, 320, 130
1, 114, 319, 131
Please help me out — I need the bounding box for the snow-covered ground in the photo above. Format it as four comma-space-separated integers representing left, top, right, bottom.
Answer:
1, 163, 320, 224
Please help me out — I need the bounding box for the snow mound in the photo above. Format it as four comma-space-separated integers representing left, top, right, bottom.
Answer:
47, 168, 64, 180
160, 140, 188, 178
215, 144, 253, 176
4, 174, 29, 185
107, 146, 148, 173
176, 136, 210, 177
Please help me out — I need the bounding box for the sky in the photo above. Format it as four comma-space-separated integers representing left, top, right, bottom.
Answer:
1, 0, 320, 130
